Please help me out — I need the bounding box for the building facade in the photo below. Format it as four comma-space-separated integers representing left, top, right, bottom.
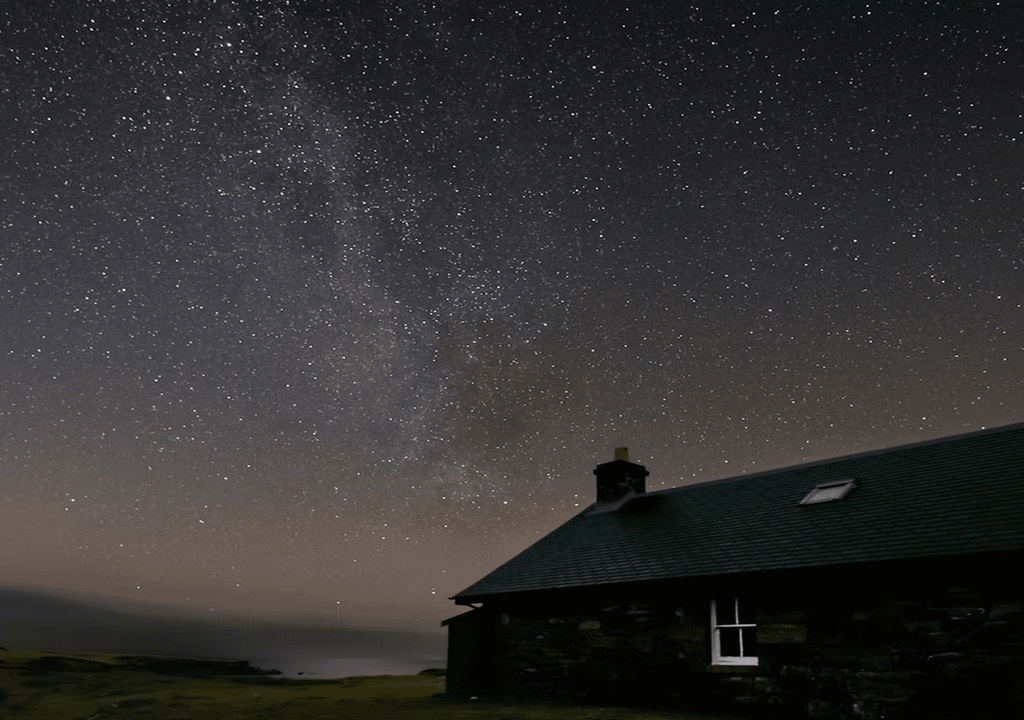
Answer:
445, 425, 1024, 718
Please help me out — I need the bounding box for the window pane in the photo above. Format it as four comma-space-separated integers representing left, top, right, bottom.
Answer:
719, 627, 741, 657
741, 626, 759, 657
737, 600, 755, 624
715, 598, 734, 625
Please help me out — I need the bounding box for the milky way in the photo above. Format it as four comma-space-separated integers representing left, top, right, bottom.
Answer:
2, 1, 1022, 630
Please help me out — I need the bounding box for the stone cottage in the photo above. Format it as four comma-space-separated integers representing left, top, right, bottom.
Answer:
444, 424, 1024, 718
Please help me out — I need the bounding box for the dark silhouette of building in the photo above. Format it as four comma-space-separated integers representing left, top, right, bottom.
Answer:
445, 424, 1024, 718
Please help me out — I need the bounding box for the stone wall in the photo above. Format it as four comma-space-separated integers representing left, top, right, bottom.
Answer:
759, 586, 1024, 719
461, 556, 1024, 718
486, 599, 710, 708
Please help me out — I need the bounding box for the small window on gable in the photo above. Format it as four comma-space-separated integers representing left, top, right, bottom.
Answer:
800, 478, 855, 505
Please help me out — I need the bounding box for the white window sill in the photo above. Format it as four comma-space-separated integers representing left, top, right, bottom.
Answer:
712, 657, 759, 666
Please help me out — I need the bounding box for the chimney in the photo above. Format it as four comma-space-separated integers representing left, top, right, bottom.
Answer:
594, 447, 649, 504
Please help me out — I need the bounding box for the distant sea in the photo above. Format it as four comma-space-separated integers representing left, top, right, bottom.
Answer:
249, 656, 444, 679
0, 586, 446, 679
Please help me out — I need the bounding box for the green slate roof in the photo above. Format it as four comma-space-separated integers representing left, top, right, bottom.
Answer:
453, 423, 1024, 602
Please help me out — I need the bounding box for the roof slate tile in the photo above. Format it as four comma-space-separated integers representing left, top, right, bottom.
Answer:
454, 423, 1024, 601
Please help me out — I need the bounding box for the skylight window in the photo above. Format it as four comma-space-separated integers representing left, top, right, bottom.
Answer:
800, 479, 855, 505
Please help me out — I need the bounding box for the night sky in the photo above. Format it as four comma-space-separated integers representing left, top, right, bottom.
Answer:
2, 1, 1023, 634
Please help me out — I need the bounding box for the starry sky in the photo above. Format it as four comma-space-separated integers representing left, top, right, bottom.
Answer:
2, 0, 1023, 635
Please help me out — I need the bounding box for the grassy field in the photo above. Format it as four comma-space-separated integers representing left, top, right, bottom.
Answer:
0, 648, 743, 719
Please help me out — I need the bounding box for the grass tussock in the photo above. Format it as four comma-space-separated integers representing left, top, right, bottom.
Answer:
0, 647, 737, 719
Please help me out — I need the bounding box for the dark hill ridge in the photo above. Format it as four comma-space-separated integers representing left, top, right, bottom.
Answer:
2, 648, 445, 695
23, 655, 114, 673
112, 656, 280, 677
7, 650, 281, 678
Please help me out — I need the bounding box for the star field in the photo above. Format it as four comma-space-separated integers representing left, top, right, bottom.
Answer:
1, 1, 1022, 631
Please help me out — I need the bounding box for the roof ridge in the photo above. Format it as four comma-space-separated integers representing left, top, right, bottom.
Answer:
647, 421, 1024, 495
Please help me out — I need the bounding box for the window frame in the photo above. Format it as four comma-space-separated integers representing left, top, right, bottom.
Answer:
800, 478, 856, 505
710, 597, 758, 666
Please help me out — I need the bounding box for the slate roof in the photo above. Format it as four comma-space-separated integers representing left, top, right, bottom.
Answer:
453, 423, 1024, 602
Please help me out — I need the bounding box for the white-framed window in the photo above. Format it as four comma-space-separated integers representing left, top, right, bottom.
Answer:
711, 597, 758, 665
